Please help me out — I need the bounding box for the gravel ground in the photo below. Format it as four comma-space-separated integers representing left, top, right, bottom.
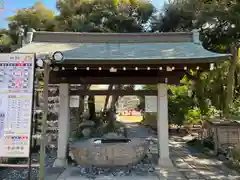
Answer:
0, 143, 157, 180
0, 123, 158, 180
0, 151, 56, 180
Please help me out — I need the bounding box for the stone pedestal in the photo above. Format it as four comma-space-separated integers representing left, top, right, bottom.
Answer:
158, 158, 174, 168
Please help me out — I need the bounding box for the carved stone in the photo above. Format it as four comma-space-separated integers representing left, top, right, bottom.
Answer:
70, 138, 149, 167
81, 128, 91, 138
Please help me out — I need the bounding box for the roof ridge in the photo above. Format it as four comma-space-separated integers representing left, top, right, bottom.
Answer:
32, 31, 194, 43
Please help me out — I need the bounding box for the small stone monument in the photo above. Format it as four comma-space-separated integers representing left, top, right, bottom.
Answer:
79, 120, 95, 138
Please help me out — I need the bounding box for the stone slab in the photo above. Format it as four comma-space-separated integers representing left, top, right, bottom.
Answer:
57, 167, 159, 180
45, 167, 65, 180
64, 176, 159, 180
155, 167, 187, 180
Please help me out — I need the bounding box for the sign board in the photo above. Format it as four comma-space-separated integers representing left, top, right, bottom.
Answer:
0, 53, 35, 157
145, 96, 157, 112
70, 96, 80, 108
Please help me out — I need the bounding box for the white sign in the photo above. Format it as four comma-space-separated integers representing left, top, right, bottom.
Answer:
70, 96, 80, 108
0, 53, 35, 157
145, 96, 157, 112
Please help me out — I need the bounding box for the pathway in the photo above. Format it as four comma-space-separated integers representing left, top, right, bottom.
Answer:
125, 123, 153, 138
170, 136, 240, 180
125, 122, 240, 180
45, 121, 240, 180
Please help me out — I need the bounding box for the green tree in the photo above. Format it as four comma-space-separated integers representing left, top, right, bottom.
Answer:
0, 33, 12, 45
142, 83, 195, 126
168, 85, 195, 126
7, 2, 57, 45
8, 2, 56, 31
0, 29, 13, 52
56, 0, 154, 119
56, 0, 155, 32
152, 0, 240, 118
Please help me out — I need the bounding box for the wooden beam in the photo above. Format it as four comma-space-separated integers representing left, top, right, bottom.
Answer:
49, 76, 182, 84
50, 69, 184, 77
54, 63, 210, 70
70, 89, 158, 96
49, 70, 185, 84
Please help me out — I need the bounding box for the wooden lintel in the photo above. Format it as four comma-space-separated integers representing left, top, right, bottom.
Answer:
49, 76, 182, 85
70, 89, 158, 96
53, 63, 210, 70
49, 70, 185, 84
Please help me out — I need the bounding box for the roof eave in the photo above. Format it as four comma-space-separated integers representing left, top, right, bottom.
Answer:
58, 55, 231, 65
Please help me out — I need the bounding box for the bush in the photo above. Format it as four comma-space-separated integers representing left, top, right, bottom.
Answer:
142, 112, 157, 129
185, 108, 202, 125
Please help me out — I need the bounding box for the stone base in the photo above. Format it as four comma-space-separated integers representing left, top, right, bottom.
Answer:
53, 158, 68, 168
158, 158, 174, 168
156, 158, 185, 180
58, 167, 159, 180
45, 167, 65, 180
62, 176, 159, 180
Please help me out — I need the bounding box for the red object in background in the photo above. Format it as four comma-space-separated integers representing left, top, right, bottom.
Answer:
16, 63, 24, 67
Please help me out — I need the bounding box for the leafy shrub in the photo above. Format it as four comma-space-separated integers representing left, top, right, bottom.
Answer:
185, 108, 202, 125
142, 112, 157, 129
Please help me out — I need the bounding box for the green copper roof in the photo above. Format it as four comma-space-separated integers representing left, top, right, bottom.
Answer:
15, 42, 230, 61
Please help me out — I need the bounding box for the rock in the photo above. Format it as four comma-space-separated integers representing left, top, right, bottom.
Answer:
218, 154, 227, 161
82, 112, 90, 119
82, 128, 92, 138
70, 138, 149, 167
79, 120, 95, 127
103, 132, 124, 138
69, 152, 156, 178
69, 151, 75, 160
182, 135, 195, 141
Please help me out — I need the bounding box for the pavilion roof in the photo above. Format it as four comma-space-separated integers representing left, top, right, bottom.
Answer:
14, 31, 231, 63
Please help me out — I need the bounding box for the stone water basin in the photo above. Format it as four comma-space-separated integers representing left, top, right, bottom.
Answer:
70, 138, 149, 167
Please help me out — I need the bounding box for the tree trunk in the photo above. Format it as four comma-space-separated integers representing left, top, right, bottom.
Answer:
105, 85, 121, 130
195, 72, 208, 115
88, 95, 96, 120
224, 45, 238, 117
110, 84, 122, 110
71, 84, 91, 126
104, 85, 113, 111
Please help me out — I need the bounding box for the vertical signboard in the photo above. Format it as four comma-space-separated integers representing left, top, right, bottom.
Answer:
70, 96, 80, 108
145, 96, 157, 112
0, 53, 35, 157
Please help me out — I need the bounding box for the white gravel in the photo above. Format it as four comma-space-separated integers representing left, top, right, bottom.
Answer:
0, 151, 56, 180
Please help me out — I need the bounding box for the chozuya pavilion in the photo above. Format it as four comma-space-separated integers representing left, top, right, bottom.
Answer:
15, 30, 230, 168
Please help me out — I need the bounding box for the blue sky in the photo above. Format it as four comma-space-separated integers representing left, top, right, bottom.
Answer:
0, 0, 164, 28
